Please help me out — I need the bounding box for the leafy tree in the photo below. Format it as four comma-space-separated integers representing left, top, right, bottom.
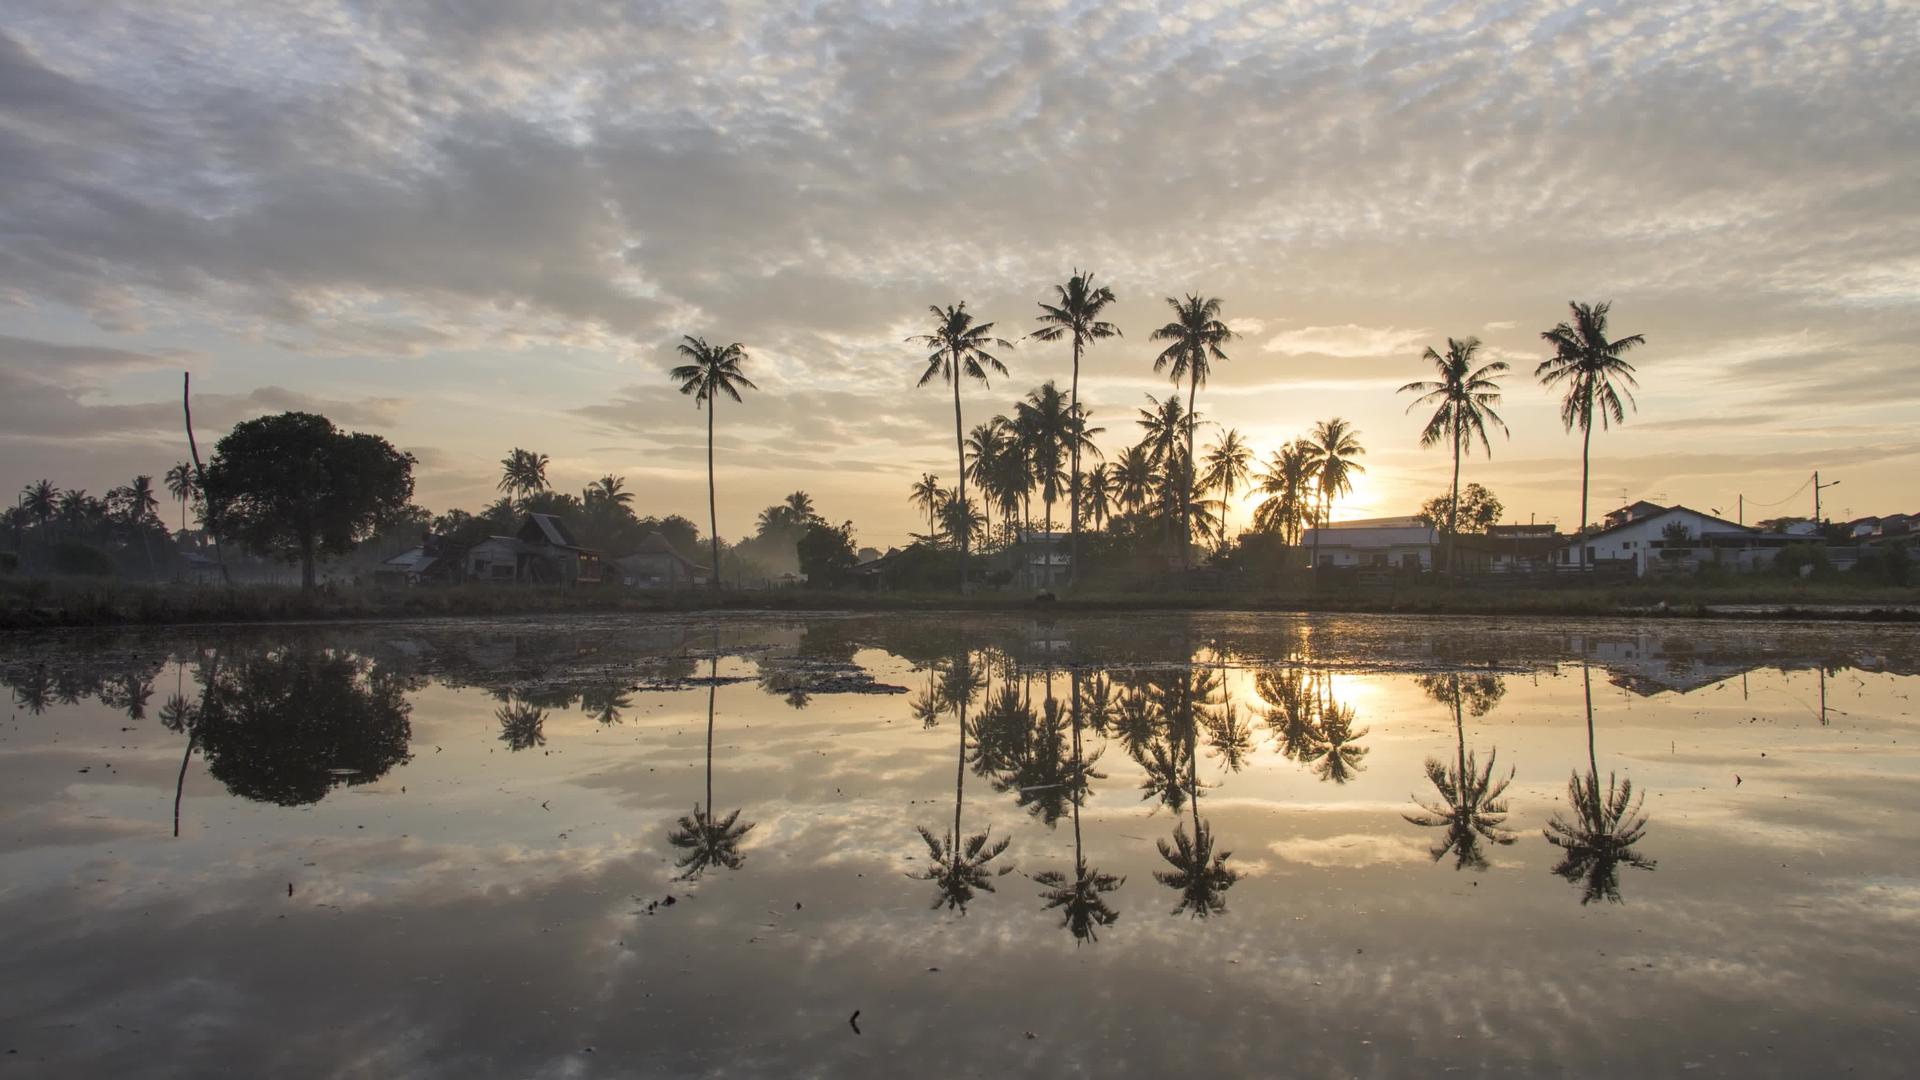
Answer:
1537, 301, 1646, 562
671, 336, 760, 591
203, 412, 417, 590
910, 303, 1012, 591
1399, 337, 1509, 571
1418, 483, 1504, 537
797, 520, 859, 588
1149, 294, 1234, 567
1032, 270, 1120, 588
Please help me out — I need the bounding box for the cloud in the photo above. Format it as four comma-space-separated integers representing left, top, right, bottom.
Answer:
1263, 325, 1430, 359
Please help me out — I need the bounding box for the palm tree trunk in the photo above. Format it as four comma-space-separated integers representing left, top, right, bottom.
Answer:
951, 369, 968, 593
953, 659, 968, 855
183, 372, 230, 586
707, 402, 721, 591
1578, 400, 1592, 571
173, 730, 196, 838
1069, 336, 1082, 590
1447, 426, 1461, 575
1583, 664, 1598, 782
1183, 374, 1198, 571
705, 662, 717, 814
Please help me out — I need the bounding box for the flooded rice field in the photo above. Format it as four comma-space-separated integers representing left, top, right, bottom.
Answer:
3, 612, 1918, 1078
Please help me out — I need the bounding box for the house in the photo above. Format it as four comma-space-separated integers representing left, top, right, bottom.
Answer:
1299, 517, 1436, 570
1602, 501, 1669, 530
1454, 524, 1567, 573
466, 513, 603, 586
1845, 517, 1881, 540
1562, 505, 1795, 576
612, 531, 705, 589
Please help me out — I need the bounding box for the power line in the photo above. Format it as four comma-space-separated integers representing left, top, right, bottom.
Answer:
1740, 474, 1813, 510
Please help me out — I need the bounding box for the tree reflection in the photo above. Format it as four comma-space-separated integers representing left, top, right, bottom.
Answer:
1257, 667, 1322, 762
1406, 672, 1516, 871
1152, 665, 1239, 917
667, 649, 755, 880
1543, 666, 1656, 903
170, 647, 412, 808
911, 651, 1012, 912
1033, 671, 1123, 942
1307, 692, 1369, 784
495, 699, 548, 751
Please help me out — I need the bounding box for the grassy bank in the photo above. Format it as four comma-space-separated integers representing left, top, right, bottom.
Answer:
3, 575, 1918, 630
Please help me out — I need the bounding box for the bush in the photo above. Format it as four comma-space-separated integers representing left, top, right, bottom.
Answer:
1773, 543, 1832, 579
49, 542, 116, 578
1851, 546, 1912, 587
0, 551, 17, 575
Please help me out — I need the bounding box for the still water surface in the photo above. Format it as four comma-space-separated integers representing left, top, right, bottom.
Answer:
3, 613, 1918, 1078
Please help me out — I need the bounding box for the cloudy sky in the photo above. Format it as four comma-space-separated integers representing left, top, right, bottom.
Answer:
2, 0, 1916, 546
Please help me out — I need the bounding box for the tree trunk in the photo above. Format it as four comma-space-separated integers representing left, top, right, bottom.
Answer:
953, 656, 968, 857
1447, 425, 1461, 575
183, 372, 230, 586
706, 653, 718, 813
707, 401, 722, 591
951, 366, 968, 593
1578, 397, 1592, 570
300, 529, 317, 592
1182, 372, 1198, 571
173, 730, 196, 838
1068, 336, 1082, 590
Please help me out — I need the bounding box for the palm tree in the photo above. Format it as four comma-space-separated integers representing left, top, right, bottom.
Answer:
164, 462, 195, 535
1083, 463, 1113, 532
497, 448, 550, 502
938, 493, 985, 552
1544, 666, 1656, 903
912, 651, 1012, 911
1031, 270, 1120, 588
1149, 295, 1234, 567
1537, 301, 1646, 564
1135, 393, 1191, 482
908, 473, 945, 540
1252, 440, 1317, 544
783, 491, 815, 524
1400, 337, 1510, 573
21, 479, 57, 542
1016, 382, 1101, 542
125, 474, 161, 580
495, 699, 547, 751
1034, 671, 1124, 942
57, 489, 91, 542
1405, 673, 1516, 870
588, 474, 632, 508
1200, 428, 1254, 542
910, 303, 1012, 591
1306, 418, 1366, 569
671, 336, 760, 591
669, 652, 756, 879
1113, 444, 1155, 514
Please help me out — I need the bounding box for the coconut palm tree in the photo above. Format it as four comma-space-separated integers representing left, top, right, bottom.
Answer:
1016, 382, 1101, 542
671, 336, 760, 591
938, 493, 985, 552
1252, 440, 1317, 544
1405, 672, 1516, 870
497, 448, 549, 502
1135, 393, 1191, 482
1200, 428, 1254, 542
1400, 337, 1510, 573
587, 474, 633, 509
963, 423, 1008, 546
910, 303, 1012, 591
1083, 463, 1113, 532
1034, 671, 1123, 943
1306, 418, 1366, 569
1544, 666, 1656, 903
1149, 295, 1234, 567
124, 474, 161, 580
668, 648, 756, 879
1113, 444, 1155, 515
783, 491, 816, 523
1032, 271, 1120, 588
495, 699, 548, 751
57, 489, 92, 542
1537, 301, 1646, 564
911, 651, 1012, 911
164, 462, 195, 535
909, 473, 946, 539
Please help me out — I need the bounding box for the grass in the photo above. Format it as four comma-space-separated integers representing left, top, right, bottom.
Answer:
2, 574, 1917, 630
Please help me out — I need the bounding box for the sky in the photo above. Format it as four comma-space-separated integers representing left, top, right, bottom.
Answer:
2, 0, 1916, 549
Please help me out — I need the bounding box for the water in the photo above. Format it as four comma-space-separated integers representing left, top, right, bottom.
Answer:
3, 613, 1918, 1078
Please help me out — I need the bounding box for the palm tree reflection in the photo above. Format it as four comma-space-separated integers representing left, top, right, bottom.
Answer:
1406, 672, 1516, 871
1543, 666, 1656, 903
495, 699, 548, 751
911, 652, 1012, 912
1034, 671, 1123, 942
1143, 665, 1239, 918
667, 650, 755, 880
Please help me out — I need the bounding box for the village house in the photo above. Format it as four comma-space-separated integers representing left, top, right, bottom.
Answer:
1299, 517, 1437, 571
1453, 523, 1567, 573
464, 513, 602, 586
1562, 504, 1795, 576
611, 531, 706, 589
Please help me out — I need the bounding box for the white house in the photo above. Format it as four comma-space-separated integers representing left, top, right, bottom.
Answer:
1299, 517, 1437, 570
1562, 505, 1792, 576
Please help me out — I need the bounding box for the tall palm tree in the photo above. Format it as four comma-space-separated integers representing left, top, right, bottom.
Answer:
909, 473, 946, 540
1016, 382, 1101, 542
1083, 463, 1113, 532
1149, 295, 1234, 567
164, 462, 195, 535
1405, 673, 1515, 870
1200, 428, 1254, 542
588, 474, 633, 508
1135, 393, 1190, 472
1034, 671, 1124, 942
910, 303, 1012, 592
21, 479, 57, 540
1400, 337, 1510, 573
668, 648, 756, 879
1544, 666, 1656, 903
497, 448, 550, 502
937, 493, 985, 552
57, 489, 91, 542
125, 474, 161, 580
1306, 418, 1366, 570
1253, 440, 1317, 544
671, 336, 759, 591
1031, 270, 1120, 588
912, 652, 1011, 911
965, 422, 1013, 546
1537, 301, 1646, 564
1112, 444, 1155, 515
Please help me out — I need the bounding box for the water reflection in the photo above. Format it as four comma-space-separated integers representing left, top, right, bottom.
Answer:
494, 698, 548, 751
910, 651, 1013, 912
1543, 666, 1657, 904
666, 648, 756, 880
1033, 673, 1124, 942
1405, 672, 1517, 871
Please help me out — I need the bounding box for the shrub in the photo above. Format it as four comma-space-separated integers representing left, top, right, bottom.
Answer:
1773, 543, 1831, 579
49, 542, 116, 578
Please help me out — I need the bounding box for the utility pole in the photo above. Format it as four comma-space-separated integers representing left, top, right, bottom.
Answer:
1813, 471, 1841, 531
1738, 494, 1742, 528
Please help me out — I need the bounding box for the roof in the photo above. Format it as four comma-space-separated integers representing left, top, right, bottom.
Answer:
1300, 524, 1437, 547
1575, 505, 1752, 542
1323, 515, 1426, 530
382, 545, 426, 568
615, 531, 705, 570
1487, 523, 1559, 537
520, 512, 587, 548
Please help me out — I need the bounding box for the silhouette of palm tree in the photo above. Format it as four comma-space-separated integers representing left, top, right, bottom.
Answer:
495, 699, 547, 751
668, 652, 755, 879
1113, 444, 1156, 516
1406, 672, 1516, 870
1083, 463, 1114, 532
671, 336, 760, 591
1306, 419, 1366, 569
1149, 294, 1234, 568
164, 462, 195, 535
910, 303, 1012, 592
1200, 428, 1254, 542
1034, 671, 1123, 942
588, 474, 633, 508
912, 652, 1011, 911
909, 473, 946, 539
1031, 270, 1120, 587
1252, 440, 1317, 544
497, 448, 550, 501
1257, 667, 1323, 761
1544, 666, 1656, 903
21, 479, 57, 541
1400, 338, 1510, 573
1307, 681, 1369, 783
1536, 301, 1646, 559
